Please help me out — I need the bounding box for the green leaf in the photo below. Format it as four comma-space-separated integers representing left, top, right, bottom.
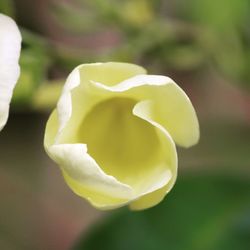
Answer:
74, 175, 250, 250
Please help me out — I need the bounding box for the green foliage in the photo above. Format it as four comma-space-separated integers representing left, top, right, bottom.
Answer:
12, 29, 51, 107
51, 0, 250, 88
0, 0, 14, 16
177, 0, 248, 30
176, 0, 250, 86
74, 175, 250, 250
2, 0, 250, 110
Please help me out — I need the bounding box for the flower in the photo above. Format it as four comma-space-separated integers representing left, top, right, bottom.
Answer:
44, 62, 199, 210
0, 14, 21, 131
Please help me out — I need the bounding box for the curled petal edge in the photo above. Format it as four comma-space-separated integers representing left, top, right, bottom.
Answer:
90, 74, 199, 148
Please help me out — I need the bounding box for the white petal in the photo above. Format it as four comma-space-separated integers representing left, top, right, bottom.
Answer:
56, 66, 81, 141
0, 14, 21, 130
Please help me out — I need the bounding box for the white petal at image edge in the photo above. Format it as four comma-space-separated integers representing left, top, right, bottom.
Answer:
0, 14, 21, 131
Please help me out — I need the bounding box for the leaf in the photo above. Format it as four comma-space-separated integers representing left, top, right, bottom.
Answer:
73, 175, 250, 250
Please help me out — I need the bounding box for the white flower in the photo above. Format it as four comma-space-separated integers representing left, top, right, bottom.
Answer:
44, 62, 199, 210
0, 14, 21, 130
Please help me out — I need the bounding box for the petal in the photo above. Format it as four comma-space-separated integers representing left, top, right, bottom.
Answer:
77, 62, 146, 87
45, 98, 176, 210
76, 98, 176, 206
44, 108, 134, 209
90, 74, 199, 147
49, 143, 133, 199
54, 62, 146, 143
44, 98, 177, 209
129, 100, 177, 210
62, 171, 131, 210
0, 14, 21, 130
129, 185, 171, 210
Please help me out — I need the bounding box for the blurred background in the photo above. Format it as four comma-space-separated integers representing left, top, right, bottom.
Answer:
0, 0, 249, 249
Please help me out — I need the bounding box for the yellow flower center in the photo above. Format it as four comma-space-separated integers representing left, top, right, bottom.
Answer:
78, 97, 163, 186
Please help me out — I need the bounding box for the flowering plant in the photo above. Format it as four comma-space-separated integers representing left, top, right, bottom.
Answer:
44, 62, 199, 210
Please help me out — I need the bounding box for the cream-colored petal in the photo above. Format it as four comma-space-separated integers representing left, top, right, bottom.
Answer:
62, 171, 131, 210
78, 62, 146, 87
0, 14, 21, 130
48, 143, 133, 199
128, 100, 177, 210
129, 184, 171, 210
77, 97, 176, 206
90, 74, 199, 147
44, 107, 133, 207
54, 62, 146, 144
56, 66, 81, 139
